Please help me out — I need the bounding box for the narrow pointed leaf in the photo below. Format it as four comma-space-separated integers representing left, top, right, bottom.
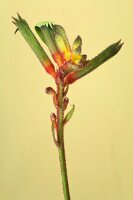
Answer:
12, 14, 56, 78
65, 40, 123, 84
64, 105, 75, 124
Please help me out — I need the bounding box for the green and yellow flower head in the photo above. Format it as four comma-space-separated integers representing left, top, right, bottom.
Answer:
12, 14, 123, 85
35, 21, 88, 74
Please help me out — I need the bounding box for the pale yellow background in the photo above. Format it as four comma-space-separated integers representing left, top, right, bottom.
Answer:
0, 0, 133, 199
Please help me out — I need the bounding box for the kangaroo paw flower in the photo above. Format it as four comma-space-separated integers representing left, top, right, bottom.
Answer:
64, 40, 124, 84
35, 22, 64, 67
12, 14, 56, 78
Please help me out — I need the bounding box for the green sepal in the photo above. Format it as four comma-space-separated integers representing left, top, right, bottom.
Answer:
64, 105, 75, 124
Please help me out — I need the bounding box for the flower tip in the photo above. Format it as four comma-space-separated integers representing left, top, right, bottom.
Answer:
17, 13, 22, 19
12, 16, 18, 23
114, 39, 124, 53
118, 39, 124, 47
77, 35, 82, 40
35, 21, 55, 29
72, 35, 82, 51
14, 28, 19, 34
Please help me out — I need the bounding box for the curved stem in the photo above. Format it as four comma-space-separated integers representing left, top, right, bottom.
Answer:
57, 83, 71, 200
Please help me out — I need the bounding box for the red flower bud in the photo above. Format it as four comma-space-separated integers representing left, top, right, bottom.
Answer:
64, 97, 69, 110
45, 87, 56, 95
50, 112, 57, 122
64, 71, 77, 85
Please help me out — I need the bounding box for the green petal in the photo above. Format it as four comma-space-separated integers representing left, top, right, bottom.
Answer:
54, 32, 68, 55
36, 21, 55, 29
35, 23, 63, 66
72, 46, 81, 55
65, 40, 123, 84
35, 23, 58, 54
12, 14, 56, 78
81, 40, 124, 77
72, 35, 82, 50
53, 24, 71, 52
12, 14, 51, 65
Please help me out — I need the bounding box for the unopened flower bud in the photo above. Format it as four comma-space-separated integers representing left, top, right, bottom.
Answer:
64, 97, 69, 110
45, 87, 55, 95
63, 84, 69, 96
58, 68, 65, 79
72, 35, 82, 51
53, 93, 59, 108
50, 113, 56, 122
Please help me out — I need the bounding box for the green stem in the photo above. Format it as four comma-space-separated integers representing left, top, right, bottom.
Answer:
57, 83, 71, 200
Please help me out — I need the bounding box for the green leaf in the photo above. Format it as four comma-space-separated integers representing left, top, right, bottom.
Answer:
64, 105, 75, 124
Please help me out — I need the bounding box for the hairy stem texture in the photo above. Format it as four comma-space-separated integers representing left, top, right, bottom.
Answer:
57, 83, 71, 200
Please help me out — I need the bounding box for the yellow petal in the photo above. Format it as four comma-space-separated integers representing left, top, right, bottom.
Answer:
54, 33, 71, 61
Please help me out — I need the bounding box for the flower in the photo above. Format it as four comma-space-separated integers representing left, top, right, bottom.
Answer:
12, 14, 123, 85
12, 14, 56, 78
35, 22, 88, 78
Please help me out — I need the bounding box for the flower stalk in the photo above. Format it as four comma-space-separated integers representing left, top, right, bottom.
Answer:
12, 13, 123, 200
57, 82, 71, 200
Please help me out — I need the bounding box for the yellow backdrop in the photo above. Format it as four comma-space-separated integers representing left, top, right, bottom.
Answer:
0, 0, 132, 199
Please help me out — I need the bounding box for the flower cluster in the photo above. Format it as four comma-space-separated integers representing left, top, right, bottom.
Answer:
35, 22, 89, 85
12, 14, 123, 86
